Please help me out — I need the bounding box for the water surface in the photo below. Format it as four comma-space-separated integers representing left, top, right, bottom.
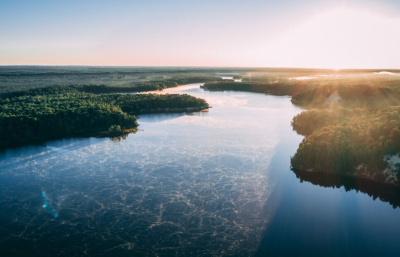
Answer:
1, 84, 400, 256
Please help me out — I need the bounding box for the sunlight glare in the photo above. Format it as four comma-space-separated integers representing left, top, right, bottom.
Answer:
264, 8, 400, 69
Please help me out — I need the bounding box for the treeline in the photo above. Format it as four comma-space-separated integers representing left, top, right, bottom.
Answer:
291, 107, 400, 181
76, 82, 178, 94
201, 81, 315, 96
0, 70, 223, 95
1, 75, 222, 98
0, 89, 208, 148
203, 78, 400, 109
101, 93, 208, 114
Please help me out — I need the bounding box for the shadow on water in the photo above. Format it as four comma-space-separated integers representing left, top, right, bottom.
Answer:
292, 169, 400, 209
256, 149, 400, 256
255, 111, 400, 256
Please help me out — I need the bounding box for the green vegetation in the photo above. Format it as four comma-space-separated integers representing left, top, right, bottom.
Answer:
0, 87, 208, 148
0, 67, 220, 148
108, 125, 124, 137
202, 81, 315, 96
0, 66, 229, 94
286, 72, 400, 184
3, 66, 400, 185
0, 76, 222, 98
291, 82, 400, 108
100, 93, 209, 114
291, 107, 400, 181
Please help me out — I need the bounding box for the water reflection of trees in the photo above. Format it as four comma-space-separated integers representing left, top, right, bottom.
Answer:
110, 134, 128, 142
292, 169, 400, 209
110, 131, 135, 142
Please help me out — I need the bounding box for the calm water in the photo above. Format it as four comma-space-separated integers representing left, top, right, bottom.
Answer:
1, 84, 400, 256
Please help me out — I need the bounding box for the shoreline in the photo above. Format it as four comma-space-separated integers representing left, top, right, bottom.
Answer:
293, 168, 400, 208
0, 106, 209, 150
294, 168, 400, 187
127, 105, 210, 114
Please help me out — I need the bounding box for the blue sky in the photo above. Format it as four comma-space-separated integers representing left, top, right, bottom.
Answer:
1, 0, 400, 68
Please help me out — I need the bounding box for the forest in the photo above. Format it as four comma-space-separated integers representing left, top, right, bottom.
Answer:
291, 107, 400, 181
0, 67, 223, 148
0, 75, 223, 98
291, 81, 400, 108
201, 81, 315, 96
0, 87, 208, 148
0, 66, 232, 94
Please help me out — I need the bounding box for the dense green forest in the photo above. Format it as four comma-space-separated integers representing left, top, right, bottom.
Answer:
201, 81, 316, 96
0, 66, 233, 94
291, 107, 400, 182
286, 73, 400, 184
0, 75, 222, 97
0, 88, 208, 148
0, 67, 222, 148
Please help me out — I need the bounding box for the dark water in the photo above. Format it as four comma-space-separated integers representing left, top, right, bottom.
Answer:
1, 84, 400, 256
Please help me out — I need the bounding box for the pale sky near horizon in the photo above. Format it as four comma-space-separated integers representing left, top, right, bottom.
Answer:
1, 0, 400, 69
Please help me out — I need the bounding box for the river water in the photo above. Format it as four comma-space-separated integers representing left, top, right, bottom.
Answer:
1, 84, 400, 256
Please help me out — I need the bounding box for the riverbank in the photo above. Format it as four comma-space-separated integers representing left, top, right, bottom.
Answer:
0, 87, 209, 149
293, 168, 400, 208
127, 105, 210, 114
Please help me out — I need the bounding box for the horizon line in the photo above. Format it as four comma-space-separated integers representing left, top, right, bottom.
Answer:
1, 65, 400, 72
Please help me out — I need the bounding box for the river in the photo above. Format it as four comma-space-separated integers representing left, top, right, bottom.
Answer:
1, 84, 400, 256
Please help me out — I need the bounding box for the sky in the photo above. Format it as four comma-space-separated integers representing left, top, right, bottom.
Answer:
1, 0, 400, 69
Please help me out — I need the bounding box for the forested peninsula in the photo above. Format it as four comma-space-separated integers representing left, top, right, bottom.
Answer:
0, 68, 229, 148
0, 85, 209, 148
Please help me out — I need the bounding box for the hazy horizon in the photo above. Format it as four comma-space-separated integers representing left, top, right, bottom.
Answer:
1, 65, 400, 71
1, 0, 400, 69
